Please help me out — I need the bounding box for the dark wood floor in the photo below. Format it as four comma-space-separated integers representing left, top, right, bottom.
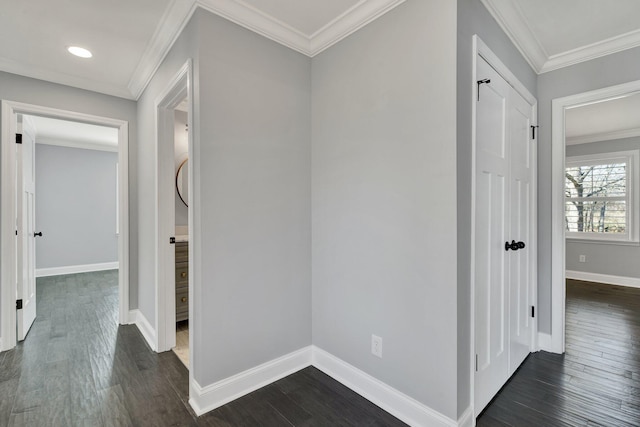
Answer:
477, 279, 640, 427
0, 271, 406, 427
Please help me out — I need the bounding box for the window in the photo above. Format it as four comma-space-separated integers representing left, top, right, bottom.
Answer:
565, 150, 639, 243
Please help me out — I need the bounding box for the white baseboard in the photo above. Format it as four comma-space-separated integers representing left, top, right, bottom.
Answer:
457, 406, 474, 427
538, 332, 554, 353
36, 262, 119, 277
566, 270, 640, 289
128, 309, 157, 352
311, 346, 457, 427
189, 346, 313, 416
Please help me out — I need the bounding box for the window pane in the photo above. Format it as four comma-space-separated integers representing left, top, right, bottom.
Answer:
565, 200, 626, 233
565, 163, 626, 198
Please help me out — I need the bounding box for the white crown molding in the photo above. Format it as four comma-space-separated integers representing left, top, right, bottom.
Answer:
566, 127, 640, 145
36, 136, 118, 152
130, 0, 406, 99
481, 0, 640, 75
127, 0, 199, 100
480, 0, 547, 73
309, 0, 406, 56
0, 57, 134, 100
541, 28, 640, 73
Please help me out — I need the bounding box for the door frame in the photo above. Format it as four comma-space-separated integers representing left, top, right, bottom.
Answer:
549, 79, 640, 354
154, 59, 194, 358
1, 100, 130, 351
470, 35, 538, 419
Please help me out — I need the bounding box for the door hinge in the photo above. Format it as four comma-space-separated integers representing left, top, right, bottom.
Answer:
16, 299, 23, 310
475, 354, 478, 372
477, 79, 491, 101
169, 237, 176, 244
531, 306, 535, 318
15, 133, 22, 144
531, 125, 539, 140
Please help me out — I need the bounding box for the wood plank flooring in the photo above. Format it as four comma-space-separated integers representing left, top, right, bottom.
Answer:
0, 271, 407, 427
477, 279, 640, 426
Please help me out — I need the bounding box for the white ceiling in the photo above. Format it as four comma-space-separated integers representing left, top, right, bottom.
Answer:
25, 115, 118, 152
481, 0, 640, 73
0, 0, 405, 100
565, 92, 640, 145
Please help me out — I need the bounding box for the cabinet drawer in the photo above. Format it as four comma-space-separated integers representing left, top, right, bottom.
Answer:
175, 265, 189, 285
176, 289, 188, 312
175, 243, 188, 263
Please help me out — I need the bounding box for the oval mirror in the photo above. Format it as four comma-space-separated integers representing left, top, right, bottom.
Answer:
176, 158, 189, 207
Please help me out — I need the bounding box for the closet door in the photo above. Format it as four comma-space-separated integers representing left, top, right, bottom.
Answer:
474, 54, 536, 414
508, 87, 534, 373
474, 56, 511, 413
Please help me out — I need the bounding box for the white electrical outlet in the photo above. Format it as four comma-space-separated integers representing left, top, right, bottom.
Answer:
371, 334, 382, 358
579, 255, 586, 263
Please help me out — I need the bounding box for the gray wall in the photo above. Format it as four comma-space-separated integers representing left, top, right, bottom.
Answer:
537, 46, 640, 333
136, 14, 198, 329
195, 9, 311, 385
565, 137, 640, 278
312, 0, 458, 419
137, 9, 312, 387
456, 0, 537, 416
0, 71, 138, 323
35, 144, 118, 269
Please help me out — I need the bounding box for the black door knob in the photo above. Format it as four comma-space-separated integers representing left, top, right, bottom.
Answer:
34, 232, 42, 237
505, 240, 519, 251
517, 241, 525, 249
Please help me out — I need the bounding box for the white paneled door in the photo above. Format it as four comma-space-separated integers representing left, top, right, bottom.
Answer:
16, 121, 37, 340
474, 55, 535, 413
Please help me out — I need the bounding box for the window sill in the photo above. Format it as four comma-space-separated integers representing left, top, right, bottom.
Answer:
566, 238, 640, 247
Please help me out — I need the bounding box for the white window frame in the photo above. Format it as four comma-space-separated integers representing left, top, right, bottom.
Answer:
565, 150, 639, 244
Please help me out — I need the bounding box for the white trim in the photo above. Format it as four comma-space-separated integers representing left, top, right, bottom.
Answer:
457, 407, 474, 427
538, 332, 553, 352
189, 346, 313, 416
35, 137, 118, 153
551, 79, 640, 356
566, 270, 640, 289
566, 127, 640, 146
36, 262, 119, 277
312, 346, 457, 427
541, 28, 640, 74
128, 309, 157, 351
129, 0, 406, 99
480, 1, 640, 75
0, 100, 130, 351
479, 0, 547, 73
471, 35, 538, 420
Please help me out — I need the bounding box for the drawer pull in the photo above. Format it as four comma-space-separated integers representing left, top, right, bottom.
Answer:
181, 272, 187, 278
181, 297, 187, 303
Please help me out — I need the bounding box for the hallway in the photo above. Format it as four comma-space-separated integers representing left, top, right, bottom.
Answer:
477, 279, 640, 426
0, 271, 406, 426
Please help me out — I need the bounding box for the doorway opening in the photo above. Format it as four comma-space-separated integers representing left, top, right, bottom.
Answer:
550, 79, 640, 354
0, 101, 129, 351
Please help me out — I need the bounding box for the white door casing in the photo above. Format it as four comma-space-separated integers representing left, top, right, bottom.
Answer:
16, 119, 37, 340
472, 36, 537, 416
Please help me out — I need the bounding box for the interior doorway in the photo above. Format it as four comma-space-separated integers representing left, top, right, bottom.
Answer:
550, 79, 640, 354
0, 101, 129, 351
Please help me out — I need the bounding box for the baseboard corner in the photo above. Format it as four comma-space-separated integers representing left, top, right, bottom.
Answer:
189, 346, 313, 416
129, 309, 157, 352
457, 406, 474, 427
311, 346, 457, 427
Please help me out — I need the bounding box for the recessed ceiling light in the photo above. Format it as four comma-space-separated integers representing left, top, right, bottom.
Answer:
67, 46, 92, 58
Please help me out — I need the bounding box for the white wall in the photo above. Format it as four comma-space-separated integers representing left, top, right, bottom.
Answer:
35, 144, 118, 269
312, 0, 458, 419
174, 110, 188, 227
